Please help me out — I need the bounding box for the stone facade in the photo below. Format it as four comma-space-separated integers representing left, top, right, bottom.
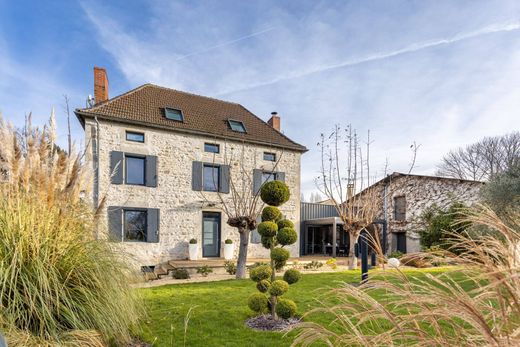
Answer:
84, 118, 302, 267
361, 173, 484, 253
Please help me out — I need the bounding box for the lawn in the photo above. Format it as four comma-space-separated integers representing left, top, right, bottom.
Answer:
138, 267, 459, 346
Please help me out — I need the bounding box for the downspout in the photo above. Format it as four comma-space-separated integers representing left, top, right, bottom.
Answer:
383, 183, 388, 255
93, 115, 100, 240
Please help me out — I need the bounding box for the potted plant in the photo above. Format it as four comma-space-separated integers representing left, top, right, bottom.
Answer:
188, 238, 198, 260
224, 239, 234, 260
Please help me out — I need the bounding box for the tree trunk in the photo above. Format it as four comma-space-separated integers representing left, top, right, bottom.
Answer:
348, 232, 358, 270
269, 243, 278, 319
236, 228, 250, 279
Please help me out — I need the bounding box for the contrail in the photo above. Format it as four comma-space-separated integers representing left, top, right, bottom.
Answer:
175, 27, 276, 61
217, 20, 520, 96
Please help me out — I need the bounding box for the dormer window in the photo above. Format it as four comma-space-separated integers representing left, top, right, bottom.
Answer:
165, 108, 184, 122
228, 119, 246, 133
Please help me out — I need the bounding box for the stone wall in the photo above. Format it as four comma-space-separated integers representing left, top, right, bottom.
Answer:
359, 174, 483, 253
84, 118, 302, 267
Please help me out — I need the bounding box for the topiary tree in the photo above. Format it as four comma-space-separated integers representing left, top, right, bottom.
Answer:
247, 180, 301, 320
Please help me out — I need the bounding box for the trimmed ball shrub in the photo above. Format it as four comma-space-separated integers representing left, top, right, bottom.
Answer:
257, 221, 278, 237
277, 227, 298, 246
172, 268, 190, 279
250, 264, 272, 282
269, 280, 289, 296
277, 219, 294, 229
256, 279, 271, 293
276, 298, 297, 319
248, 293, 268, 313
260, 181, 290, 206
262, 206, 282, 222
283, 269, 302, 284
261, 235, 277, 249
271, 247, 290, 269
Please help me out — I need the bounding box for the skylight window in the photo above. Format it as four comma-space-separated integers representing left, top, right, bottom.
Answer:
164, 108, 184, 122
228, 120, 246, 133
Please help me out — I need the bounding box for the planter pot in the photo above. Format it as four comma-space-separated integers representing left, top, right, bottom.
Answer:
189, 244, 199, 260
224, 243, 234, 260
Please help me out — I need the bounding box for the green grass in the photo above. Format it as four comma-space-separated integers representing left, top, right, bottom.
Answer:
139, 267, 458, 347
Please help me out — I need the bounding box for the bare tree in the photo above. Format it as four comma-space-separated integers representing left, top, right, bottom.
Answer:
199, 141, 283, 278
436, 131, 520, 181
316, 125, 380, 269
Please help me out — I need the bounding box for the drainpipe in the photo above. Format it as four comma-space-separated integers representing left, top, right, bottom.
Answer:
93, 115, 100, 240
383, 183, 388, 255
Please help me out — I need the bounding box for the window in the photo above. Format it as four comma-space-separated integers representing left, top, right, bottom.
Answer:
203, 165, 220, 192
394, 196, 406, 221
263, 152, 276, 161
126, 131, 144, 143
165, 108, 184, 122
228, 119, 246, 133
124, 210, 147, 242
204, 143, 220, 153
261, 171, 277, 185
125, 155, 145, 185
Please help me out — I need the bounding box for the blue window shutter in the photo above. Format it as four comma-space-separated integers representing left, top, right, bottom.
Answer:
107, 206, 122, 242
277, 172, 285, 183
145, 155, 158, 187
147, 208, 160, 243
253, 169, 262, 195
192, 161, 203, 191
219, 165, 230, 193
110, 151, 124, 184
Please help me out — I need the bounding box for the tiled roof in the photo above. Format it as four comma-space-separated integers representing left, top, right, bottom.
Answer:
75, 84, 307, 152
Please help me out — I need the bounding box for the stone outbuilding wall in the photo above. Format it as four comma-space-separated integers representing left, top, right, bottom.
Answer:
84, 118, 302, 267
359, 173, 484, 253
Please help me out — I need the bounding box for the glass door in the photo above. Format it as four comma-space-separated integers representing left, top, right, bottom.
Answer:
202, 212, 221, 257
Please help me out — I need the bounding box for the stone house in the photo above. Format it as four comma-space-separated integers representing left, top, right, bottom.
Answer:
75, 67, 307, 267
356, 172, 484, 254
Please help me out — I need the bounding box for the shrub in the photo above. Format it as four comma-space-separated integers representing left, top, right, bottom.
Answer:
0, 119, 142, 346
271, 247, 290, 269
260, 180, 290, 206
256, 279, 271, 293
326, 258, 337, 269
257, 221, 278, 237
189, 238, 197, 244
248, 262, 269, 270
225, 239, 233, 244
250, 265, 272, 282
276, 299, 297, 319
283, 269, 302, 284
172, 268, 190, 279
196, 265, 213, 277
262, 206, 282, 222
419, 202, 469, 253
278, 219, 294, 229
269, 280, 289, 296
224, 261, 237, 275
277, 227, 298, 246
304, 260, 323, 270
261, 235, 277, 249
248, 293, 268, 313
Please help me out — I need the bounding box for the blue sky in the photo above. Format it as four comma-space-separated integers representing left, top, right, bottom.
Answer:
1, 1, 520, 197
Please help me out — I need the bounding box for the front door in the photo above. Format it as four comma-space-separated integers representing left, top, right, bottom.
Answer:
202, 212, 221, 257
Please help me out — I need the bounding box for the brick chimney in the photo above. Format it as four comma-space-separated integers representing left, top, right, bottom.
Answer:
268, 112, 280, 131
94, 67, 109, 104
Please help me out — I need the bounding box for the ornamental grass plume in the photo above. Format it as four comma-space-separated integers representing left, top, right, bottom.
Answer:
0, 114, 143, 346
293, 204, 520, 346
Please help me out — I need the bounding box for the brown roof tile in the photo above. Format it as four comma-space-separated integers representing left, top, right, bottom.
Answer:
75, 84, 307, 152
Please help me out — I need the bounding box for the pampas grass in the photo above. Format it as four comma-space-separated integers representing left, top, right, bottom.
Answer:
293, 205, 520, 346
0, 115, 143, 346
